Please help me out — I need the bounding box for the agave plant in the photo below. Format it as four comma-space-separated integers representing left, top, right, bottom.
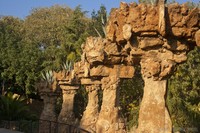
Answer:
62, 61, 73, 71
41, 70, 54, 84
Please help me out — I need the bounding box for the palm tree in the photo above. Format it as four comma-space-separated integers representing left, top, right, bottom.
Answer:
0, 92, 30, 121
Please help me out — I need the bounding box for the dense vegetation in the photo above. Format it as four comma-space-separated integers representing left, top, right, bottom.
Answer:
0, 5, 106, 97
167, 47, 200, 131
0, 4, 106, 121
0, 2, 199, 132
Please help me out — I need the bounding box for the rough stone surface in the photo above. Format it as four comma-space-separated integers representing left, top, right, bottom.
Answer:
96, 76, 126, 133
56, 70, 79, 133
39, 95, 58, 133
38, 74, 60, 133
80, 85, 100, 132
195, 30, 200, 46
158, 0, 166, 36
38, 1, 199, 133
139, 37, 164, 49
137, 77, 172, 133
90, 65, 135, 78
107, 2, 199, 41
81, 78, 101, 85
123, 24, 132, 40
82, 37, 106, 64
57, 88, 77, 133
167, 4, 199, 39
58, 89, 77, 124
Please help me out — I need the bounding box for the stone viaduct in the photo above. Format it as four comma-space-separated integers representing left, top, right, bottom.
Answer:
38, 1, 199, 133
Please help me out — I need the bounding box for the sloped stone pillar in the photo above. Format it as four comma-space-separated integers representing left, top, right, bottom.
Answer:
39, 93, 58, 133
137, 60, 172, 133
137, 77, 172, 133
57, 85, 78, 133
96, 76, 126, 133
80, 84, 100, 132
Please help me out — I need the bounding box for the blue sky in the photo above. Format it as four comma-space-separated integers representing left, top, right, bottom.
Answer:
0, 0, 199, 19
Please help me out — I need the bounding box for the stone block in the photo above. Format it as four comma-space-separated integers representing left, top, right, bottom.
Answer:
139, 37, 164, 49
59, 85, 79, 91
89, 65, 134, 78
195, 30, 200, 47
81, 78, 102, 85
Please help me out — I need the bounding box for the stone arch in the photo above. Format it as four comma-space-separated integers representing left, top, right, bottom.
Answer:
38, 1, 199, 133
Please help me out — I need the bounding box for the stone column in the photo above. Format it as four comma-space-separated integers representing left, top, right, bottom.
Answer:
137, 60, 172, 133
57, 85, 78, 133
39, 93, 58, 133
96, 76, 125, 133
80, 84, 100, 132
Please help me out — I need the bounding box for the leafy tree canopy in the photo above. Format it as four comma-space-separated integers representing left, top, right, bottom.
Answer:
24, 5, 91, 71
167, 46, 200, 130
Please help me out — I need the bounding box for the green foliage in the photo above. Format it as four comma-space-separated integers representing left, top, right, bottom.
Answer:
0, 16, 23, 82
138, 0, 158, 5
62, 61, 73, 71
65, 6, 90, 60
0, 16, 43, 96
97, 89, 103, 112
90, 5, 107, 38
73, 85, 88, 120
185, 1, 200, 9
166, 0, 200, 7
17, 42, 43, 95
120, 65, 144, 130
55, 97, 63, 116
1, 3, 200, 131
0, 92, 36, 121
41, 70, 54, 83
167, 46, 200, 130
24, 5, 91, 71
0, 5, 92, 97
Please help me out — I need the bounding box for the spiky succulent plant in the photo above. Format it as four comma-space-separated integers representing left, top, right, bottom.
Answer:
62, 61, 73, 71
41, 70, 54, 83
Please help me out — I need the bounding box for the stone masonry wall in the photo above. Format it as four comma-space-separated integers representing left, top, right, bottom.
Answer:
39, 1, 199, 133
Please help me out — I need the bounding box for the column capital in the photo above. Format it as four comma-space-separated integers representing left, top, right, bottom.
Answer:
101, 76, 120, 90
62, 89, 77, 94
86, 84, 100, 92
60, 85, 79, 90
